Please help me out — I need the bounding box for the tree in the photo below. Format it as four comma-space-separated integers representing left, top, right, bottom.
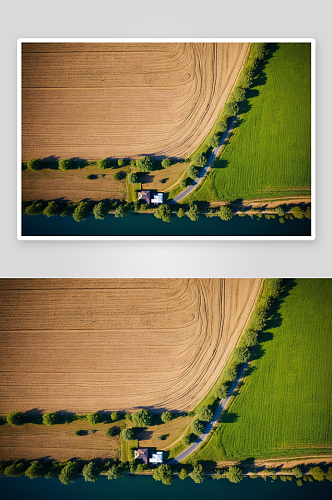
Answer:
217, 120, 228, 133
326, 467, 332, 482
209, 134, 220, 148
105, 428, 115, 437
187, 203, 200, 221
58, 159, 72, 171
216, 384, 228, 400
224, 368, 237, 382
45, 462, 63, 479
305, 206, 311, 219
125, 413, 132, 421
72, 201, 90, 222
7, 412, 25, 426
111, 411, 120, 422
4, 462, 26, 477
190, 463, 205, 484
218, 206, 233, 221
43, 201, 61, 218
179, 178, 188, 189
161, 158, 171, 168
82, 461, 100, 482
113, 172, 121, 181
98, 159, 108, 170
188, 165, 200, 180
292, 466, 303, 479
118, 158, 125, 167
232, 87, 246, 102
107, 464, 124, 480
27, 158, 42, 171
182, 435, 191, 446
115, 205, 129, 218
154, 204, 171, 223
275, 206, 285, 217
153, 464, 173, 485
128, 172, 140, 184
296, 479, 303, 487
226, 465, 243, 483
179, 468, 188, 480
279, 217, 285, 224
192, 153, 207, 168
136, 156, 153, 172
197, 406, 213, 422
161, 411, 172, 423
310, 466, 325, 482
25, 461, 44, 479
122, 428, 135, 441
60, 202, 77, 217
177, 207, 185, 218
191, 419, 205, 436
243, 328, 258, 347
42, 412, 59, 426
224, 102, 239, 117
130, 159, 136, 166
87, 412, 101, 424
291, 206, 305, 219
25, 202, 44, 215
93, 201, 109, 220
58, 461, 79, 485
132, 409, 152, 427
234, 346, 250, 364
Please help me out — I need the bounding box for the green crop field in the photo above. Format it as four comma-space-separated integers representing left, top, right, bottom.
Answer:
189, 279, 332, 463
186, 43, 311, 204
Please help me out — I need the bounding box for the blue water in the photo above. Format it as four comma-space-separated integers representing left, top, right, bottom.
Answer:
1, 475, 332, 500
21, 213, 311, 237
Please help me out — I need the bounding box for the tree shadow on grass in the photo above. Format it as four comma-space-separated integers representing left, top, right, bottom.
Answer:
221, 410, 239, 424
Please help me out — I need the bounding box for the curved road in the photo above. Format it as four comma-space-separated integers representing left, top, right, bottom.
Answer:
168, 110, 240, 205
168, 360, 249, 465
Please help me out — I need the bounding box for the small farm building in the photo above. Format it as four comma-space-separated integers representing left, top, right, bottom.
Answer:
149, 451, 163, 464
138, 191, 151, 204
151, 193, 164, 204
134, 448, 149, 464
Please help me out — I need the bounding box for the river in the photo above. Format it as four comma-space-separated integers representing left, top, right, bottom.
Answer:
21, 213, 311, 237
1, 474, 332, 500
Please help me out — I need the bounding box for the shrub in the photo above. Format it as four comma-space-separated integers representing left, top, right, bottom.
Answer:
72, 202, 90, 222
190, 463, 205, 484
197, 406, 213, 422
279, 217, 285, 224
209, 134, 221, 148
25, 461, 44, 480
74, 430, 82, 436
118, 158, 125, 167
192, 153, 207, 168
58, 461, 79, 485
218, 206, 233, 221
125, 413, 132, 421
216, 384, 228, 400
224, 368, 237, 382
25, 202, 44, 215
187, 203, 200, 221
188, 165, 200, 180
43, 201, 61, 218
86, 174, 93, 179
5, 462, 26, 477
128, 172, 140, 184
177, 207, 185, 218
7, 412, 25, 426
161, 158, 171, 168
87, 412, 101, 424
136, 156, 153, 172
105, 428, 115, 437
224, 102, 239, 117
93, 201, 109, 220
43, 412, 59, 426
153, 464, 173, 485
161, 411, 172, 423
179, 468, 188, 480
180, 178, 188, 189
234, 346, 251, 364
226, 465, 243, 483
115, 205, 129, 218
130, 159, 136, 166
113, 172, 121, 181
82, 462, 100, 483
132, 409, 152, 427
58, 159, 72, 171
182, 435, 191, 446
27, 158, 42, 171
191, 419, 205, 436
98, 159, 108, 170
154, 204, 171, 223
111, 411, 120, 422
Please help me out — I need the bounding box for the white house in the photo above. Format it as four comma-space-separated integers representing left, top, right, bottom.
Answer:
149, 451, 163, 464
151, 193, 164, 205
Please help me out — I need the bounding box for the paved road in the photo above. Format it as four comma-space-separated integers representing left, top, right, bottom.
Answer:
168, 111, 240, 205
168, 360, 249, 465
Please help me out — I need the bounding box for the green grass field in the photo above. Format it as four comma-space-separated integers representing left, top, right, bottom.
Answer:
189, 279, 332, 463
186, 43, 311, 203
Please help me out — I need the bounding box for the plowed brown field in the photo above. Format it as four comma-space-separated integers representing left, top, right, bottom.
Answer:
0, 278, 261, 414
22, 42, 249, 161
